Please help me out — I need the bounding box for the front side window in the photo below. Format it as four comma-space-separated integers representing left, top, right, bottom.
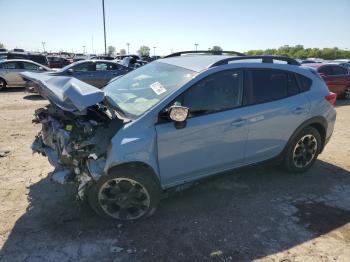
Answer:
248, 69, 288, 104
318, 66, 332, 76
104, 62, 197, 118
72, 62, 92, 72
23, 62, 40, 70
180, 70, 243, 117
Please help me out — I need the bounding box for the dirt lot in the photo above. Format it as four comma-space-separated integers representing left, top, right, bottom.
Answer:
0, 89, 349, 262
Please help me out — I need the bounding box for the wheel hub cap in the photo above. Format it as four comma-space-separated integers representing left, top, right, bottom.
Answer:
98, 178, 150, 220
293, 134, 318, 168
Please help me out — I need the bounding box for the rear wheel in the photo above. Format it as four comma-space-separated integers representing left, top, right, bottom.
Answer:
0, 78, 7, 91
87, 166, 161, 220
283, 127, 321, 173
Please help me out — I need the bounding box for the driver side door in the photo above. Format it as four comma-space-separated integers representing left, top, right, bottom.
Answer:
155, 69, 249, 187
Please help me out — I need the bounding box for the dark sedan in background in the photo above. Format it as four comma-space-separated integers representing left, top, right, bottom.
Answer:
39, 60, 131, 88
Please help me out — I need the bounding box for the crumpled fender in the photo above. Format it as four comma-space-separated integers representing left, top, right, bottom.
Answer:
103, 122, 160, 182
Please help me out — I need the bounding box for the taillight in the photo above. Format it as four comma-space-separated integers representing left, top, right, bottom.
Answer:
325, 92, 337, 106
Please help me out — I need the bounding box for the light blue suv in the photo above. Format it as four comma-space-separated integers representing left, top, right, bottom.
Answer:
25, 52, 337, 220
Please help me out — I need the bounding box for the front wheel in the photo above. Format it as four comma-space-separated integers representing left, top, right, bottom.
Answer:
283, 127, 321, 173
87, 167, 161, 220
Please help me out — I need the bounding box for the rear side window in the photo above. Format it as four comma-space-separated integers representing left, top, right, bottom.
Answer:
296, 74, 312, 92
23, 62, 40, 70
248, 69, 288, 104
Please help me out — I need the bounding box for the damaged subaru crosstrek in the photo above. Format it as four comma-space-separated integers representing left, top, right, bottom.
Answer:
22, 52, 337, 221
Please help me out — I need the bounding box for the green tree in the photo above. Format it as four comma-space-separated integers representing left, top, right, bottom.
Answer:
137, 46, 150, 57
107, 45, 116, 55
0, 42, 4, 49
119, 49, 126, 55
211, 45, 223, 52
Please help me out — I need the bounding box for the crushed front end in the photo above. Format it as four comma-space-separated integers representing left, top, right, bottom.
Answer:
32, 103, 123, 199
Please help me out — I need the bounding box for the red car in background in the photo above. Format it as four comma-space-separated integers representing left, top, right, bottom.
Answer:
304, 63, 350, 99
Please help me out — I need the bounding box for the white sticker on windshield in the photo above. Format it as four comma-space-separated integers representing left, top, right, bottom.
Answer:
150, 81, 167, 95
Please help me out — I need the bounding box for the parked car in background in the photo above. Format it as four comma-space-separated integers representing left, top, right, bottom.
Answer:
0, 52, 7, 61
0, 48, 7, 52
119, 56, 147, 69
115, 54, 141, 61
90, 55, 115, 60
0, 59, 50, 90
304, 63, 350, 99
47, 56, 71, 68
73, 53, 87, 62
5, 52, 49, 66
24, 53, 336, 221
37, 60, 130, 88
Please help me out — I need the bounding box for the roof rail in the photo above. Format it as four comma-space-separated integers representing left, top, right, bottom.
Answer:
164, 50, 245, 58
210, 55, 300, 67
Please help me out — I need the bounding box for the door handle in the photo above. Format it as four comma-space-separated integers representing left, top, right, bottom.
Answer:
249, 115, 264, 122
231, 118, 245, 126
293, 107, 307, 114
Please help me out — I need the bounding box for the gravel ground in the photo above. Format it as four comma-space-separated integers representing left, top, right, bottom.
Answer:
0, 89, 349, 262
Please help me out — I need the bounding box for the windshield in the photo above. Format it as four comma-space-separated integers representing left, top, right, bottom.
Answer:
104, 62, 197, 118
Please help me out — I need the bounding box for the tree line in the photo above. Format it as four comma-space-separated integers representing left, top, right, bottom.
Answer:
2, 42, 349, 60
246, 45, 350, 60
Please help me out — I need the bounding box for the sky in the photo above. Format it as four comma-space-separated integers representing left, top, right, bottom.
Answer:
1, 0, 349, 55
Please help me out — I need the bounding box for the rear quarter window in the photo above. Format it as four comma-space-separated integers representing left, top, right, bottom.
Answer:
295, 74, 312, 92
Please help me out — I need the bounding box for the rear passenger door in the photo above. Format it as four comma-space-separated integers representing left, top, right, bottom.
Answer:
243, 68, 310, 164
2, 61, 24, 86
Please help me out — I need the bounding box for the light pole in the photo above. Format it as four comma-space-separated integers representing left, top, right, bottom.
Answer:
83, 45, 86, 54
126, 43, 130, 55
102, 0, 107, 54
153, 46, 156, 57
194, 43, 198, 51
41, 41, 46, 52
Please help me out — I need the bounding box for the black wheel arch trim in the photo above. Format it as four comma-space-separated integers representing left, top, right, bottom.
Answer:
284, 116, 328, 155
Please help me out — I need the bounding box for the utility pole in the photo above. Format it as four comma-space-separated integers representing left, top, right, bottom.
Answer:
153, 46, 156, 57
41, 41, 46, 52
102, 0, 107, 54
126, 43, 130, 55
194, 43, 198, 51
83, 45, 86, 54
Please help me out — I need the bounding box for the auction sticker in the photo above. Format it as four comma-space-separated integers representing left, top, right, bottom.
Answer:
150, 82, 167, 95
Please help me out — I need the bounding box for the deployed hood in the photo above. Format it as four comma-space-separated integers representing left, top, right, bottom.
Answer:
21, 72, 105, 112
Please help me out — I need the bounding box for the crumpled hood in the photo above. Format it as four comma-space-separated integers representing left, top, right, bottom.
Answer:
21, 72, 105, 112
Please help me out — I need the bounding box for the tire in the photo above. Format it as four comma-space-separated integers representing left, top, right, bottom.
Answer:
0, 78, 7, 91
344, 86, 350, 100
87, 166, 161, 221
283, 126, 321, 173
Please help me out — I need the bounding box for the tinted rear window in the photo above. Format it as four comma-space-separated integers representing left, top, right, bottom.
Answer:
249, 69, 288, 104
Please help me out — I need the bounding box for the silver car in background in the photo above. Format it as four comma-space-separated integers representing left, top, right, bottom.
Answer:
0, 59, 51, 91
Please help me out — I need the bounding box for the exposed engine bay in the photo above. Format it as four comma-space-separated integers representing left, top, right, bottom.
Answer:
32, 103, 124, 199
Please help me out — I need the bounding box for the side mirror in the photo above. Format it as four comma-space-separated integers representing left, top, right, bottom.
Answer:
67, 68, 74, 74
169, 105, 189, 122
38, 66, 45, 71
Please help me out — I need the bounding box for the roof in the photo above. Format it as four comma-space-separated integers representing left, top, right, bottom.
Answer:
158, 55, 235, 72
